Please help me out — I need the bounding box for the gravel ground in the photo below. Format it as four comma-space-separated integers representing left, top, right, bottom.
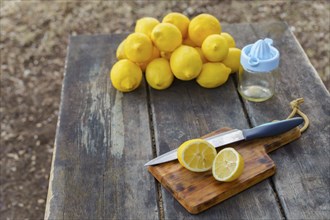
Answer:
0, 1, 329, 219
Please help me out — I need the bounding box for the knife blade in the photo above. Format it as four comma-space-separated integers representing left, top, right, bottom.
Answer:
144, 117, 303, 166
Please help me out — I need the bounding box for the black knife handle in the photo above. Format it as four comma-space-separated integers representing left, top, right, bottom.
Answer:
242, 117, 304, 141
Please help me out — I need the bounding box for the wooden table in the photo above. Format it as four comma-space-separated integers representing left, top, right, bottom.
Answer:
45, 22, 330, 219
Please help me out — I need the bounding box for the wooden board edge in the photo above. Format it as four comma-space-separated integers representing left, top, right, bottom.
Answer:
264, 127, 301, 153
148, 156, 277, 215
186, 166, 276, 214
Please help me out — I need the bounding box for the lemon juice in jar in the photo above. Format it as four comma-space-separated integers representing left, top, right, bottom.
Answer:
238, 38, 280, 102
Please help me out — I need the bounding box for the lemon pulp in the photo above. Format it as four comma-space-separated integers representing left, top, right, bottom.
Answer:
212, 147, 244, 182
177, 139, 216, 172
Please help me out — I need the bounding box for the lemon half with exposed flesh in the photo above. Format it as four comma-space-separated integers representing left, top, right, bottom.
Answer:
212, 147, 244, 182
177, 139, 217, 172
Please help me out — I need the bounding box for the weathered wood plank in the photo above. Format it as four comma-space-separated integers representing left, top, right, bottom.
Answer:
104, 35, 159, 220
243, 22, 330, 219
45, 35, 159, 219
45, 21, 329, 220
149, 23, 283, 219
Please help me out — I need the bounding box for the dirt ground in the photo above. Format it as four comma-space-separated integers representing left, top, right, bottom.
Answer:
0, 1, 329, 219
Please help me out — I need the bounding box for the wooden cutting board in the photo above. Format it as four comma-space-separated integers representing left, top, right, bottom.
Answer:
148, 127, 301, 214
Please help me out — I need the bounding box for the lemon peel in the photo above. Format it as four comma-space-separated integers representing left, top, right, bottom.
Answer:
221, 32, 236, 48
146, 58, 174, 90
188, 13, 221, 46
125, 33, 153, 63
196, 62, 231, 88
182, 36, 198, 47
162, 12, 190, 39
110, 59, 142, 92
170, 45, 202, 81
151, 23, 182, 52
202, 34, 229, 62
116, 39, 127, 60
194, 47, 208, 63
222, 48, 241, 73
135, 17, 160, 38
160, 51, 172, 60
136, 45, 161, 72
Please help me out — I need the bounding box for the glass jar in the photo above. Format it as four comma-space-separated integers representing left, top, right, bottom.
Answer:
238, 38, 280, 102
238, 68, 277, 102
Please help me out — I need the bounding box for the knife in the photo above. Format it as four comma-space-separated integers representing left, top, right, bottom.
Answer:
144, 117, 304, 166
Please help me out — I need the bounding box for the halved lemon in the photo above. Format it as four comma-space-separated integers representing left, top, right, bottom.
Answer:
177, 139, 217, 172
212, 147, 244, 182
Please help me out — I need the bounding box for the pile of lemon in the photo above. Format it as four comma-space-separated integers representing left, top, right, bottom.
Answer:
110, 13, 241, 92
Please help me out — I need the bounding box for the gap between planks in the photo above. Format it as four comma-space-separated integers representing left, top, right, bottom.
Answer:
145, 80, 165, 220
232, 75, 253, 129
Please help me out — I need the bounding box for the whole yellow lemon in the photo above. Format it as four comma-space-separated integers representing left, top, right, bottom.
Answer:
125, 33, 153, 63
135, 17, 160, 38
110, 59, 143, 92
151, 23, 182, 52
170, 45, 202, 81
116, 39, 127, 60
162, 12, 190, 39
202, 34, 229, 62
221, 32, 236, 48
222, 48, 241, 73
188, 13, 222, 46
146, 58, 174, 90
196, 62, 231, 88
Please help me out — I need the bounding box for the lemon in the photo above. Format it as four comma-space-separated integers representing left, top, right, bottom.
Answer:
137, 45, 161, 72
151, 23, 182, 52
160, 51, 172, 60
110, 59, 142, 92
125, 33, 153, 63
194, 47, 208, 63
221, 32, 236, 48
222, 48, 241, 73
162, 12, 190, 39
188, 13, 222, 46
116, 39, 127, 60
182, 35, 198, 47
135, 17, 160, 38
202, 34, 229, 62
146, 58, 174, 90
177, 139, 217, 172
196, 62, 231, 88
170, 45, 202, 81
212, 148, 244, 182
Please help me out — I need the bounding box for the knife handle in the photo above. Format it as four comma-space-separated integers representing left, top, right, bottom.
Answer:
242, 117, 304, 141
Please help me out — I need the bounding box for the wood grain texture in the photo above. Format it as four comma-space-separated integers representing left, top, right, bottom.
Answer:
148, 127, 301, 214
45, 34, 159, 219
148, 23, 284, 219
243, 22, 330, 219
45, 21, 329, 220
